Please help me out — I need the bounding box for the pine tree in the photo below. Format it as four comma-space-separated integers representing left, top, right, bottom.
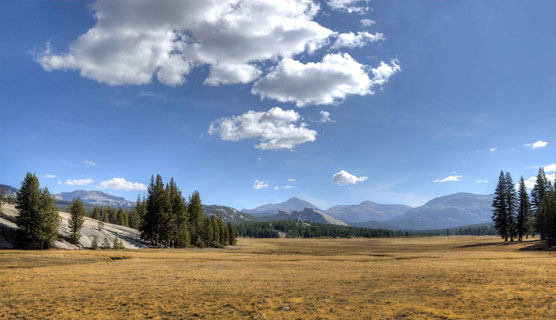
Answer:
492, 171, 508, 240
117, 208, 125, 226
102, 237, 111, 249
141, 175, 168, 246
516, 176, 532, 241
91, 207, 100, 221
188, 191, 204, 246
15, 173, 60, 249
532, 168, 549, 239
91, 237, 99, 250
98, 218, 104, 231
68, 197, 86, 245
227, 223, 236, 245
504, 172, 518, 242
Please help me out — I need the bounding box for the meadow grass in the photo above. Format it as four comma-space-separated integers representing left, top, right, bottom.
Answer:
1, 236, 555, 319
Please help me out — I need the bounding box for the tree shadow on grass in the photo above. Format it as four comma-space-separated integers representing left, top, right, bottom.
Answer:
456, 241, 518, 249
518, 242, 556, 251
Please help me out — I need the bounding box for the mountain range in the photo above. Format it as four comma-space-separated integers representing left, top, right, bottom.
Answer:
242, 193, 494, 230
1, 183, 494, 230
55, 190, 136, 208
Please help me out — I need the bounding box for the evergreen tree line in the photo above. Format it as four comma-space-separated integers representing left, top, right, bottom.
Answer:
492, 169, 556, 245
88, 206, 141, 229
139, 175, 237, 248
235, 220, 394, 238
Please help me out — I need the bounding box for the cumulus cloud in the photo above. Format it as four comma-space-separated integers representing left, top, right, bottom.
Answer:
545, 163, 556, 173
332, 170, 368, 185
274, 185, 294, 190
475, 178, 489, 184
288, 178, 296, 182
327, 0, 368, 14
524, 140, 548, 149
489, 147, 497, 152
252, 53, 400, 106
58, 178, 94, 186
331, 31, 384, 49
42, 174, 56, 178
34, 0, 334, 87
318, 111, 334, 123
252, 180, 269, 190
81, 160, 97, 167
96, 178, 147, 191
433, 175, 463, 183
360, 18, 375, 27
208, 107, 317, 150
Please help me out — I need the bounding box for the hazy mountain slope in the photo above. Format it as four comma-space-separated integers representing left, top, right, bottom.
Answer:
0, 184, 18, 197
243, 197, 318, 216
382, 193, 494, 230
55, 190, 135, 208
0, 203, 147, 249
203, 205, 255, 223
258, 208, 348, 226
326, 201, 412, 222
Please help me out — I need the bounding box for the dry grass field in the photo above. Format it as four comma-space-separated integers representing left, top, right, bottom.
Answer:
1, 236, 556, 319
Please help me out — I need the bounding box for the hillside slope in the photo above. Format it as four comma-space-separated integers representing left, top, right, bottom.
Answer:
0, 203, 147, 249
326, 201, 411, 222
259, 208, 348, 226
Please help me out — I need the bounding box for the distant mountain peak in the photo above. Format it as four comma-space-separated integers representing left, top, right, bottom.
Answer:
243, 197, 318, 216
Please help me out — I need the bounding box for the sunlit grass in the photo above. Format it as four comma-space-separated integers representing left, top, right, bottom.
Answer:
1, 236, 555, 319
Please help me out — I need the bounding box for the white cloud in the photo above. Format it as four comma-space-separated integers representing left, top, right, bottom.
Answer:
288, 178, 296, 182
81, 160, 97, 167
433, 175, 463, 183
252, 53, 400, 107
489, 147, 497, 152
34, 0, 334, 87
331, 31, 384, 49
318, 111, 334, 123
545, 163, 556, 173
332, 170, 368, 186
42, 174, 56, 178
58, 178, 94, 186
252, 180, 269, 190
274, 185, 294, 190
360, 19, 375, 27
208, 107, 317, 150
475, 178, 489, 184
96, 178, 147, 191
327, 0, 368, 14
524, 140, 548, 149
524, 174, 555, 190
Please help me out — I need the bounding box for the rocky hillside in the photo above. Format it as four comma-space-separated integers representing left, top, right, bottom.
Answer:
0, 203, 146, 249
203, 205, 255, 223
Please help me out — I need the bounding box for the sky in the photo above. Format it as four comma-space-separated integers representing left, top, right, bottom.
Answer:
1, 0, 555, 210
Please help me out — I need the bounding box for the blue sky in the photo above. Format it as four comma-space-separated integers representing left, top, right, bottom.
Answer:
1, 0, 554, 209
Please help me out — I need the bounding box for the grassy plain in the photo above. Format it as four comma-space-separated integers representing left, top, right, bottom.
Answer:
1, 236, 556, 319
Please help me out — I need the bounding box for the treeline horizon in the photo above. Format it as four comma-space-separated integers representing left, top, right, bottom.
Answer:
492, 168, 556, 245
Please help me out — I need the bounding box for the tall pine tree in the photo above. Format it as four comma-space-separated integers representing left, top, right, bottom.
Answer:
516, 176, 532, 241
504, 172, 518, 242
15, 173, 60, 249
68, 197, 85, 245
492, 171, 508, 240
